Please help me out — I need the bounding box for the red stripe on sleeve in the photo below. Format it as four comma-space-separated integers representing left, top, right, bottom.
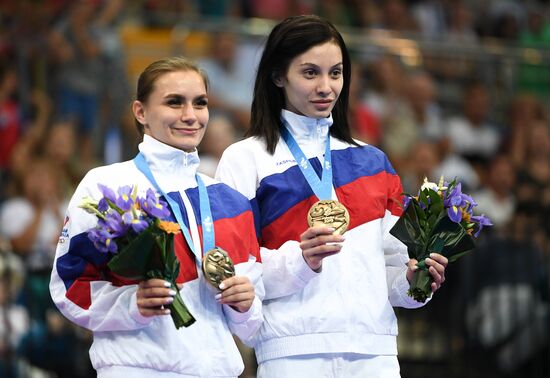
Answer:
65, 263, 101, 309
212, 210, 260, 264
386, 173, 404, 217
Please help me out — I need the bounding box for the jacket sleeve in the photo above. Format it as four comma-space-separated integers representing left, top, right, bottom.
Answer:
221, 196, 264, 345
216, 144, 320, 301
49, 171, 153, 332
258, 243, 318, 299
223, 253, 263, 346
382, 168, 429, 309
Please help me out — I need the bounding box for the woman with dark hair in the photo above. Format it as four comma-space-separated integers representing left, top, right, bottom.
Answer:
217, 15, 448, 377
50, 57, 264, 377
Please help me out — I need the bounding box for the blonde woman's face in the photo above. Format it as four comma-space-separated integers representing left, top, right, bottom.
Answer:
276, 41, 343, 119
133, 70, 209, 152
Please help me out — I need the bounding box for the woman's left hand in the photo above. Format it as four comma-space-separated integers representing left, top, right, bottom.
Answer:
217, 276, 255, 313
406, 253, 449, 293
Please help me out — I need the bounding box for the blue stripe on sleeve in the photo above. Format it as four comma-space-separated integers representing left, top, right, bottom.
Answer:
332, 145, 395, 187
57, 232, 110, 290
183, 182, 252, 222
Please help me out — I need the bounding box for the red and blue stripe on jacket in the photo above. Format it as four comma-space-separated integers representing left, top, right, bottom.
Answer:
253, 144, 404, 249
56, 183, 260, 310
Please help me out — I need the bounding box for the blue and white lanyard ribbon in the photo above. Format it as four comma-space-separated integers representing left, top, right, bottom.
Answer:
133, 153, 215, 264
280, 120, 333, 200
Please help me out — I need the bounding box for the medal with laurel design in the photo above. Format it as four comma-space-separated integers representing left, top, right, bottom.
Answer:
307, 199, 350, 235
202, 247, 235, 290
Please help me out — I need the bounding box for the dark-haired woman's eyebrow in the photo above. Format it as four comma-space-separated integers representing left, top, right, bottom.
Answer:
299, 62, 343, 69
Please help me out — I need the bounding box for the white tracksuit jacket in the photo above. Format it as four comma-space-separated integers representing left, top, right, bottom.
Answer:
50, 135, 264, 377
216, 110, 426, 364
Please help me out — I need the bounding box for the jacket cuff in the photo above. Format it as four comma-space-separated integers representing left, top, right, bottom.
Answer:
223, 296, 260, 324
129, 292, 154, 325
290, 246, 320, 284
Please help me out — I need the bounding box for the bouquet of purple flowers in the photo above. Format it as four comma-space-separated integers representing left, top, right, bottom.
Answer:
390, 177, 492, 302
80, 184, 195, 328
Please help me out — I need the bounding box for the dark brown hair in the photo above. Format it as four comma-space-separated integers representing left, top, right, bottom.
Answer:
247, 15, 356, 153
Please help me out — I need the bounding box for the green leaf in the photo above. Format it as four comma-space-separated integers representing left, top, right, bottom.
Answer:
427, 216, 475, 259
108, 228, 162, 280
170, 291, 196, 328
390, 199, 429, 259
418, 190, 429, 209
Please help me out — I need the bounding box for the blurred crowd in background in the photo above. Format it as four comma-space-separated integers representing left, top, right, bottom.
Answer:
0, 1, 549, 377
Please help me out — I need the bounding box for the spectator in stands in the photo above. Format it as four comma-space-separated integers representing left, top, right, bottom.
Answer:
376, 0, 418, 34
514, 120, 550, 252
0, 158, 68, 322
411, 0, 447, 40
0, 80, 51, 203
381, 70, 445, 171
400, 140, 441, 194
0, 247, 28, 378
362, 54, 406, 131
471, 154, 517, 231
95, 0, 132, 165
463, 203, 548, 376
41, 118, 85, 197
0, 62, 20, 175
445, 81, 501, 166
316, 0, 363, 28
507, 94, 544, 168
442, 1, 479, 44
198, 114, 237, 177
348, 61, 381, 146
198, 30, 257, 131
48, 0, 104, 168
517, 7, 550, 99
432, 138, 480, 192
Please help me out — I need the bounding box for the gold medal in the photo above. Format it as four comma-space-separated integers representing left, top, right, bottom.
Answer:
307, 200, 350, 235
202, 247, 235, 290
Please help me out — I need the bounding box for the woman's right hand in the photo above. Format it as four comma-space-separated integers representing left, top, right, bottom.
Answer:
136, 279, 178, 317
300, 226, 345, 272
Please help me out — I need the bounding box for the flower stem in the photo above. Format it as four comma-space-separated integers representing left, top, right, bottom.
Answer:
169, 285, 196, 328
407, 267, 433, 303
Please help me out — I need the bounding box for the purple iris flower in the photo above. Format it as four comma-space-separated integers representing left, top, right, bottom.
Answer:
122, 211, 149, 233
116, 186, 134, 211
444, 183, 463, 208
461, 194, 477, 215
141, 189, 171, 219
88, 228, 118, 253
98, 198, 109, 213
471, 214, 493, 237
447, 205, 463, 223
402, 196, 411, 209
101, 211, 129, 237
97, 184, 116, 203
445, 183, 467, 223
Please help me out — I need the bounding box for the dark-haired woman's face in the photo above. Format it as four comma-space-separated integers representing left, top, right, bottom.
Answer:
132, 70, 209, 152
276, 41, 343, 119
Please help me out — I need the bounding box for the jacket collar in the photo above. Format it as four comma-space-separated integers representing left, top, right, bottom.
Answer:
138, 134, 200, 181
281, 109, 333, 145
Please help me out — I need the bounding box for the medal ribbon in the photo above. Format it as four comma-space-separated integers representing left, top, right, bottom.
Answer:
280, 120, 333, 200
133, 153, 215, 264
